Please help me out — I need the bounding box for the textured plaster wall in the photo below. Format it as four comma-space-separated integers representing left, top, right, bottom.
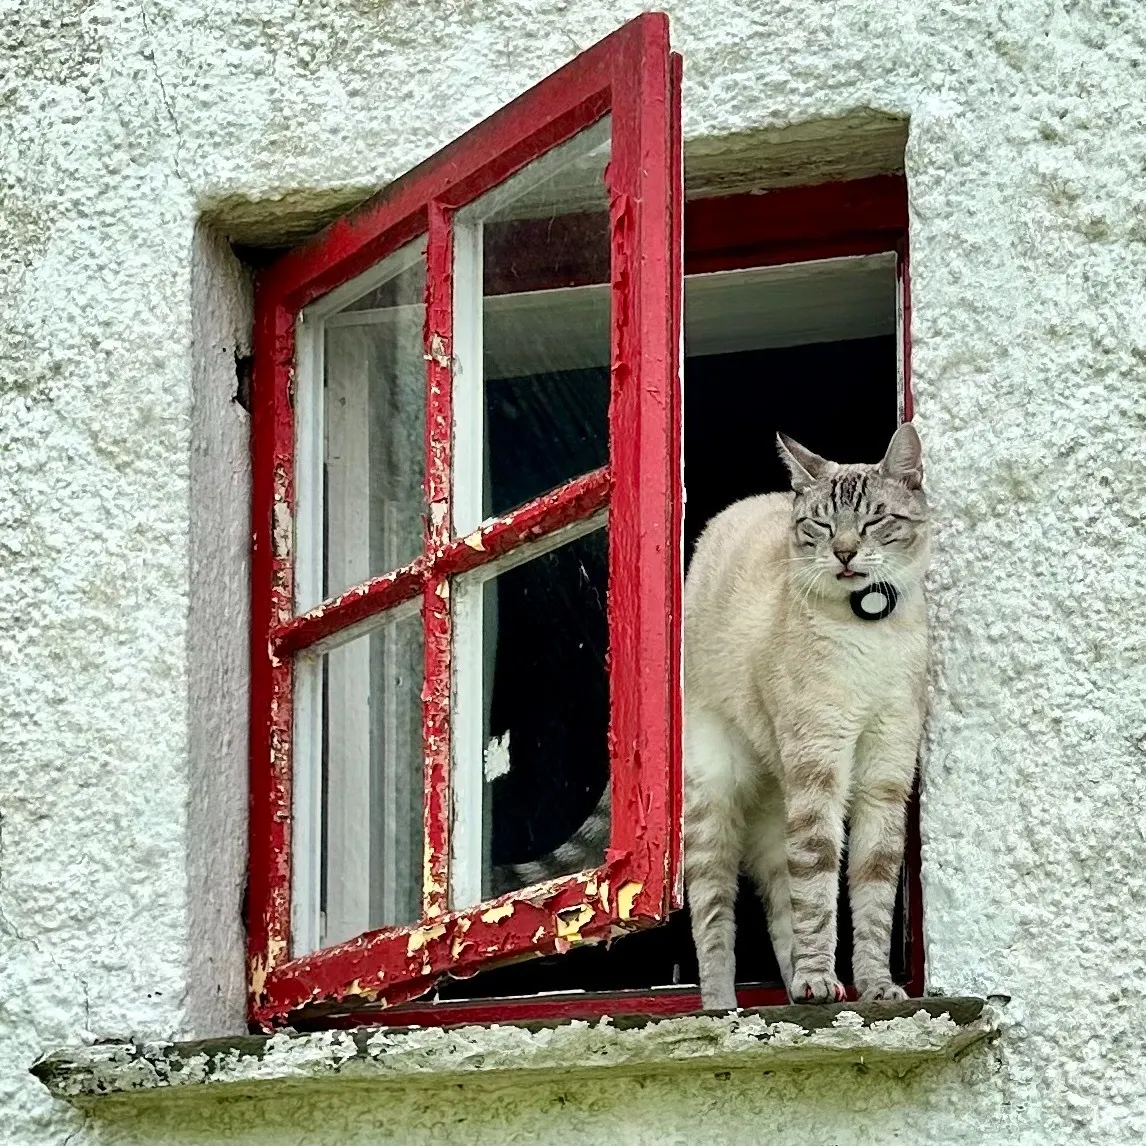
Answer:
0, 1, 1144, 1144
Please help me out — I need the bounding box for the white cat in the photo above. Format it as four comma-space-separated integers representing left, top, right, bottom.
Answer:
497, 424, 930, 1010
683, 424, 930, 1008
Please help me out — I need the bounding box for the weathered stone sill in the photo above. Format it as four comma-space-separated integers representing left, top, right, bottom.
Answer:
32, 997, 996, 1104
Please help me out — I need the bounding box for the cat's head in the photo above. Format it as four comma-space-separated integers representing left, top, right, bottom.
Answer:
776, 424, 930, 604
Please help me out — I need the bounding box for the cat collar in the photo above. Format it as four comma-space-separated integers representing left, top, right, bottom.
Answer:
849, 581, 899, 621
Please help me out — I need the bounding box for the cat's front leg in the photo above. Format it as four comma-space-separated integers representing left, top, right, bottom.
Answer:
780, 737, 850, 1004
683, 705, 746, 1012
848, 717, 920, 1002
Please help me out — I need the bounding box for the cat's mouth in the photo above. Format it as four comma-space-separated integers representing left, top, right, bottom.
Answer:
836, 570, 865, 580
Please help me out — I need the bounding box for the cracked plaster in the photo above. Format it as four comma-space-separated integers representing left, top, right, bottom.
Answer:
1, 0, 1146, 1144
31, 1000, 997, 1102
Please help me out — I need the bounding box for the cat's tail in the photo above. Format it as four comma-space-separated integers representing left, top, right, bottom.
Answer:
490, 784, 612, 896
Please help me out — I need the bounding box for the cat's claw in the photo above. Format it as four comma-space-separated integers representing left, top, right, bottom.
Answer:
858, 981, 909, 1003
790, 971, 846, 1004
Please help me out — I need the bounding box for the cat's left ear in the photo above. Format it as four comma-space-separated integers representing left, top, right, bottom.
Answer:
880, 422, 924, 490
776, 433, 833, 491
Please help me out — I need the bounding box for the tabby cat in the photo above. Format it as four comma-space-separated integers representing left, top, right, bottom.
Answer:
499, 424, 930, 1009
683, 423, 930, 1008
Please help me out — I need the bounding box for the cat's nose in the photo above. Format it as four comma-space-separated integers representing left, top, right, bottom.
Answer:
833, 546, 857, 567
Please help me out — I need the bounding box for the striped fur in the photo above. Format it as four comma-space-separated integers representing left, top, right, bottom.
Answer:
684, 423, 930, 1008
492, 785, 611, 896
493, 425, 929, 1009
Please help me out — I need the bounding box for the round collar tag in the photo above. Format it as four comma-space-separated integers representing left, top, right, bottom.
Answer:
850, 581, 899, 621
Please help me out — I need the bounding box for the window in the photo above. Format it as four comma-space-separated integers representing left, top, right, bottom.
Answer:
247, 12, 682, 1030
247, 13, 922, 1034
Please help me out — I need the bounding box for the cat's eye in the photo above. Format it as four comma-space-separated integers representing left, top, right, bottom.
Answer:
860, 515, 908, 535
796, 521, 830, 546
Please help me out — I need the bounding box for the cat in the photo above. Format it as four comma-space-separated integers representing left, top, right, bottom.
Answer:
496, 423, 930, 1010
682, 423, 930, 1009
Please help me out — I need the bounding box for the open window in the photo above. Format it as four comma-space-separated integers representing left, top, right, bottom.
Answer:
248, 11, 921, 1034
374, 177, 923, 1026
247, 12, 682, 1031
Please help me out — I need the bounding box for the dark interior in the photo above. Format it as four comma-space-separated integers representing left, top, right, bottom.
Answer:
438, 332, 905, 1004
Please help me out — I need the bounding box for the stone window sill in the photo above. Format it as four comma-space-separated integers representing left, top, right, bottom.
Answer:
32, 997, 996, 1105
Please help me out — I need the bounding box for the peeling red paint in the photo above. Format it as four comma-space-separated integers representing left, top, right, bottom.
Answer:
247, 292, 297, 1018
270, 470, 609, 658
250, 858, 666, 1028
249, 12, 683, 1033
420, 201, 454, 925
668, 51, 685, 911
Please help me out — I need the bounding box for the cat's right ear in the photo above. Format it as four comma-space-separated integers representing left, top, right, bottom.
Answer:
776, 433, 831, 491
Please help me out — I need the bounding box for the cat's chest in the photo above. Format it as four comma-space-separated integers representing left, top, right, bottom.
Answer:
809, 619, 924, 696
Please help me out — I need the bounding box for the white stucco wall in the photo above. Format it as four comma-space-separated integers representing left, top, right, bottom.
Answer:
1, 0, 1144, 1143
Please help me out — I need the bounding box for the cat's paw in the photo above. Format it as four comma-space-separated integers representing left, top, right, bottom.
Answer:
858, 980, 909, 1003
700, 989, 739, 1013
790, 970, 847, 1004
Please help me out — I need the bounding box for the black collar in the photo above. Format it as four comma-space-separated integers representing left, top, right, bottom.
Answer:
849, 581, 899, 621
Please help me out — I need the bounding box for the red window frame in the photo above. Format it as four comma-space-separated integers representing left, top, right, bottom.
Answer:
290, 173, 922, 1031
247, 12, 683, 1032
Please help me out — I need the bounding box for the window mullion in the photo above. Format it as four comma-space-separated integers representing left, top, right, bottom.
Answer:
421, 201, 455, 920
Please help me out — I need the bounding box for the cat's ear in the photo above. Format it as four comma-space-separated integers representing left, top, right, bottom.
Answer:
776, 433, 832, 491
879, 422, 924, 490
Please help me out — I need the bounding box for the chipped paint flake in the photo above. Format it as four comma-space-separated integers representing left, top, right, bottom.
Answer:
248, 937, 287, 1002
406, 924, 446, 955
555, 903, 594, 939
272, 501, 293, 560
617, 881, 643, 921
344, 978, 381, 1000
481, 902, 515, 924
462, 529, 485, 551
424, 331, 451, 370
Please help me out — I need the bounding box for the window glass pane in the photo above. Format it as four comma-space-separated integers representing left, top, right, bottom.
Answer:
453, 119, 611, 535
450, 523, 609, 907
321, 607, 424, 946
323, 241, 426, 601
